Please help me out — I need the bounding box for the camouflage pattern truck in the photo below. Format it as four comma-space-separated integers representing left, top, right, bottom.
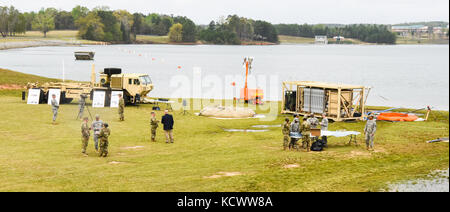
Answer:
27, 68, 153, 105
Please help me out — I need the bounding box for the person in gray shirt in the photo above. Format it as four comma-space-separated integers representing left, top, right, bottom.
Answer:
91, 114, 104, 152
289, 115, 301, 150
51, 94, 59, 125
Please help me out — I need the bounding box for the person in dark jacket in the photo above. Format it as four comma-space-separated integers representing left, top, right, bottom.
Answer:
161, 110, 174, 143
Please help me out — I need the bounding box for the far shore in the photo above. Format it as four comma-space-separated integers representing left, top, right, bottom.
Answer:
1, 31, 448, 51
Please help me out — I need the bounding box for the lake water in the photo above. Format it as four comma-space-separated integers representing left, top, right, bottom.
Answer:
386, 169, 449, 192
0, 44, 448, 110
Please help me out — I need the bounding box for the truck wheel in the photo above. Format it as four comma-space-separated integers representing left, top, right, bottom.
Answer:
135, 94, 141, 103
39, 90, 47, 104
60, 92, 73, 104
62, 98, 73, 104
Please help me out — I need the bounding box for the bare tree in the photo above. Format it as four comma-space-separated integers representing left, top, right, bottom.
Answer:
0, 6, 9, 37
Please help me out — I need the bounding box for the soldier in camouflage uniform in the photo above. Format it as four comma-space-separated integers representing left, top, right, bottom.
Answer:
307, 113, 319, 128
81, 117, 90, 156
51, 94, 59, 124
282, 118, 291, 150
364, 115, 377, 151
150, 112, 159, 142
77, 94, 87, 120
300, 117, 312, 152
118, 94, 125, 121
98, 123, 111, 157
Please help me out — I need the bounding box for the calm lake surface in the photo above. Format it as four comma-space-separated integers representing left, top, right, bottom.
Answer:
0, 44, 448, 110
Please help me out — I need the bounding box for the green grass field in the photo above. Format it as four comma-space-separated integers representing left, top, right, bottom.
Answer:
136, 35, 170, 44
0, 68, 62, 85
0, 30, 102, 45
0, 69, 448, 191
278, 35, 316, 44
396, 36, 449, 45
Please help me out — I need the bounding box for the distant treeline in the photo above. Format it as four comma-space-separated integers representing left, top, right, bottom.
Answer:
0, 5, 280, 44
393, 21, 448, 28
0, 6, 27, 37
198, 15, 279, 44
275, 24, 397, 44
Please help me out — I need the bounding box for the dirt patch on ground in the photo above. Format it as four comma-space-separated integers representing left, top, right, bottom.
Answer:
283, 164, 300, 169
108, 161, 124, 165
0, 84, 24, 90
373, 148, 388, 153
121, 146, 145, 150
204, 172, 243, 179
348, 150, 371, 158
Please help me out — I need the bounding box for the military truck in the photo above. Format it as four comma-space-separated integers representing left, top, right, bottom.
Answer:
27, 67, 153, 105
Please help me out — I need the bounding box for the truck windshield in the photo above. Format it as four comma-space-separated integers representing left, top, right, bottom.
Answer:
139, 76, 152, 85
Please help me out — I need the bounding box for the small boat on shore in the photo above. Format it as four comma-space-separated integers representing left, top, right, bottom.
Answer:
74, 51, 95, 60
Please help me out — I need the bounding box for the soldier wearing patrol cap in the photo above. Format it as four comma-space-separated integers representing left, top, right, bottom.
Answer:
98, 123, 111, 157
282, 118, 291, 150
51, 94, 59, 124
118, 94, 125, 121
300, 117, 311, 152
150, 112, 159, 142
364, 114, 377, 151
81, 117, 90, 156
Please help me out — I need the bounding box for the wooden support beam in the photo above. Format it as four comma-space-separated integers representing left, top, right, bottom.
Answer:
362, 88, 367, 119
340, 94, 351, 118
337, 88, 342, 121
282, 83, 285, 112
351, 92, 362, 117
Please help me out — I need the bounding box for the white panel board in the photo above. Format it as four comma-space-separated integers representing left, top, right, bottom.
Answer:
110, 91, 123, 108
27, 89, 41, 105
92, 90, 106, 108
47, 89, 61, 105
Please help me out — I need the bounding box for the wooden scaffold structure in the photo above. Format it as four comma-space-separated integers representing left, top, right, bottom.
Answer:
282, 81, 371, 122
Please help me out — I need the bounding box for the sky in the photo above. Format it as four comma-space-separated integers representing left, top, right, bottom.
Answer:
1, 0, 449, 25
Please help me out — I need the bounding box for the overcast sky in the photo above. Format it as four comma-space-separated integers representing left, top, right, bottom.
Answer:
2, 0, 449, 25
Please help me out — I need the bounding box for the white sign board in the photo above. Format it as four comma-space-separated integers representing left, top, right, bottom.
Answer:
47, 89, 61, 105
27, 89, 41, 105
92, 90, 106, 108
110, 91, 124, 108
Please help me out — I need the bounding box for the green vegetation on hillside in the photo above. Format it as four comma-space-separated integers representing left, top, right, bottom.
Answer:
0, 69, 448, 191
393, 21, 449, 28
275, 24, 397, 44
1, 4, 279, 45
396, 36, 449, 45
0, 68, 60, 85
198, 16, 279, 45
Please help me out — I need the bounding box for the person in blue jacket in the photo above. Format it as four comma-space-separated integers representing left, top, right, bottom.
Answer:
161, 110, 175, 144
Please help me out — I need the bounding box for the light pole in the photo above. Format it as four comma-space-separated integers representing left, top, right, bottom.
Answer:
243, 57, 253, 103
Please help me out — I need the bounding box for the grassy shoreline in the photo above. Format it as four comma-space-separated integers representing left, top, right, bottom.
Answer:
2, 31, 448, 50
0, 69, 448, 191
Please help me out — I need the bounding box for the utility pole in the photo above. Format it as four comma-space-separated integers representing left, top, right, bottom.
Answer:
243, 57, 253, 103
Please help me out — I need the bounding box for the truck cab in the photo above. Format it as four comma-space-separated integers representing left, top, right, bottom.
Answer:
99, 68, 153, 104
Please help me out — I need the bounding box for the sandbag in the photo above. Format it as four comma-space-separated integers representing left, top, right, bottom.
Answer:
199, 106, 256, 119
